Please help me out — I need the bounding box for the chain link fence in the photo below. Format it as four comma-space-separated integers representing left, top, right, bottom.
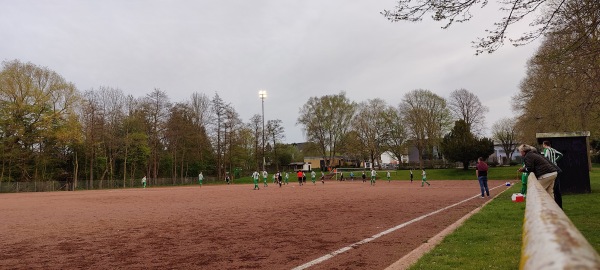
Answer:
0, 176, 221, 193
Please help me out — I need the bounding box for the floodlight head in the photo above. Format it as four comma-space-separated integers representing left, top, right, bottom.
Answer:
258, 90, 267, 99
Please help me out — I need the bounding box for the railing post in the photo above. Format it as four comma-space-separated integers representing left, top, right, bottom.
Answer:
521, 173, 600, 269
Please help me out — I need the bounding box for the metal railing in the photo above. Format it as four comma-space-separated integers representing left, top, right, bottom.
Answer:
521, 173, 600, 269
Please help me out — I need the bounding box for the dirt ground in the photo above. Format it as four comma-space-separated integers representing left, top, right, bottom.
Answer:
0, 179, 507, 269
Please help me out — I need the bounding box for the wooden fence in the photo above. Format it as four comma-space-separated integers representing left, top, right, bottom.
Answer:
521, 173, 600, 269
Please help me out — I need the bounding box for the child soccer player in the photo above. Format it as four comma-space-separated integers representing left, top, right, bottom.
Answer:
387, 171, 391, 182
311, 171, 316, 185
370, 169, 377, 186
252, 171, 260, 190
262, 170, 268, 187
142, 175, 147, 188
421, 169, 430, 187
198, 172, 203, 187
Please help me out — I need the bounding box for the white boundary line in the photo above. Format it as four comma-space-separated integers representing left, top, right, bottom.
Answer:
292, 183, 508, 270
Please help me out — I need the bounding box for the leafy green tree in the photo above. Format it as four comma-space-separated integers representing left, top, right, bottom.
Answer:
297, 92, 356, 169
441, 120, 494, 170
0, 60, 80, 182
474, 137, 495, 165
441, 120, 478, 170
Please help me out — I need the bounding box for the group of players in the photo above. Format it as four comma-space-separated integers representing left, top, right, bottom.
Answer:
246, 169, 397, 190
194, 168, 432, 190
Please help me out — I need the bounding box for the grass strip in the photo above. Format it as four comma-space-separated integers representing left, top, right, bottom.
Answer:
409, 164, 600, 269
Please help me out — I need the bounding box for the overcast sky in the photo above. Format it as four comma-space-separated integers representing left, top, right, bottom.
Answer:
1, 0, 539, 143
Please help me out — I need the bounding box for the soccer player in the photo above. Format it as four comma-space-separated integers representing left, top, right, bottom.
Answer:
284, 172, 289, 185
198, 172, 203, 187
142, 175, 147, 188
252, 171, 260, 190
311, 170, 316, 185
421, 169, 431, 187
350, 171, 355, 181
410, 169, 413, 183
370, 169, 377, 186
320, 171, 325, 184
362, 171, 366, 183
297, 170, 303, 186
262, 170, 268, 187
387, 171, 391, 182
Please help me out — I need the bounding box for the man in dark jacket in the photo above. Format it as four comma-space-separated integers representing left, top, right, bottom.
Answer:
517, 144, 558, 198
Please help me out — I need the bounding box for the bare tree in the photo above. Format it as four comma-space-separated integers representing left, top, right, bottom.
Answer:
190, 92, 213, 130
448, 88, 489, 136
513, 0, 600, 143
400, 89, 452, 168
352, 99, 389, 169
211, 93, 229, 181
492, 117, 519, 164
248, 114, 263, 170
143, 89, 172, 182
223, 105, 242, 177
381, 0, 598, 55
381, 106, 408, 165
266, 119, 285, 171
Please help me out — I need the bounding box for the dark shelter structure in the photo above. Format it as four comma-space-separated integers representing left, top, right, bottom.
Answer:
536, 131, 591, 194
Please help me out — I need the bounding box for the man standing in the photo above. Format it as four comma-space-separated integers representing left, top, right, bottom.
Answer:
198, 172, 203, 187
542, 141, 563, 208
476, 157, 490, 198
252, 171, 260, 190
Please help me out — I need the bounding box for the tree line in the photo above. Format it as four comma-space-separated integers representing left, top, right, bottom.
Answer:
1, 59, 503, 188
